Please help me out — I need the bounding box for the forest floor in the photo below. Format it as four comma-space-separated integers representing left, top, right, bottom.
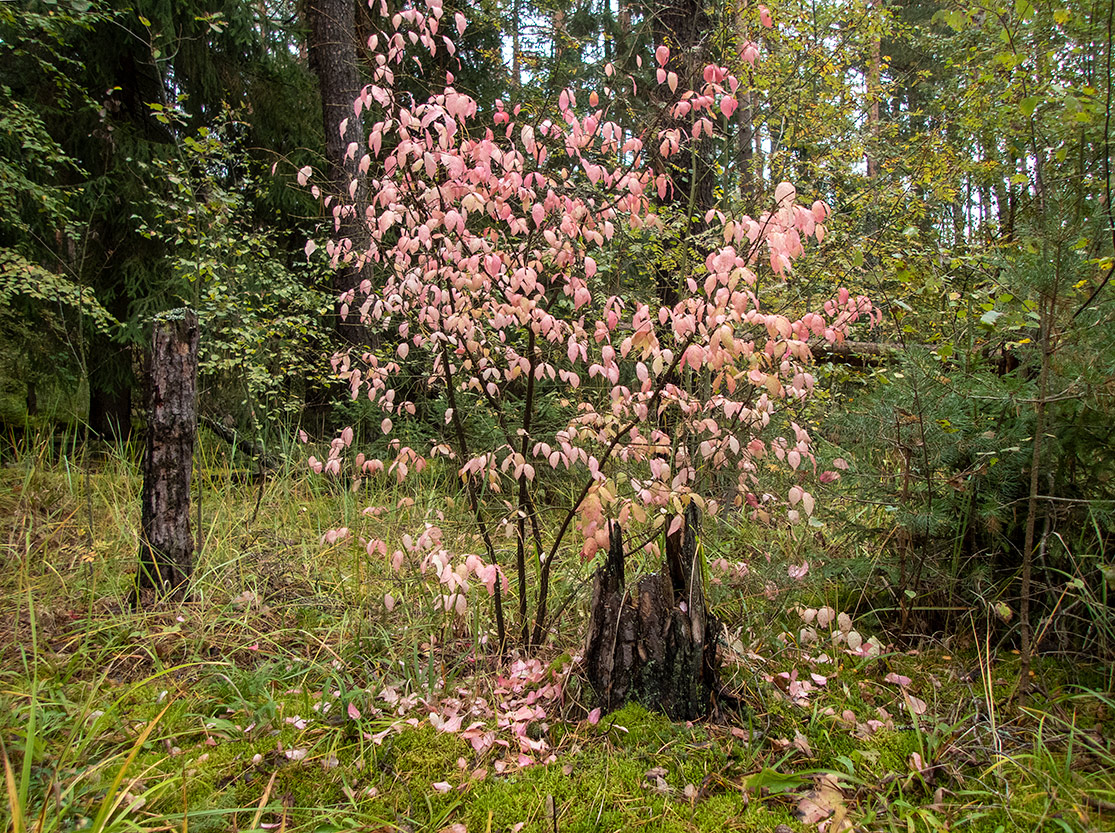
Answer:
2, 433, 1114, 833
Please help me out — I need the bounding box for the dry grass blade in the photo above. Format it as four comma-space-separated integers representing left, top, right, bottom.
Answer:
249, 771, 278, 832
1, 736, 24, 833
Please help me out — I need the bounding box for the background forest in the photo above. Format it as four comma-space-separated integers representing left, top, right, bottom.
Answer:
2, 0, 1115, 829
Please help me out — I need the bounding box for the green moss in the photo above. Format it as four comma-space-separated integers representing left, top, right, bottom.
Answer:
8, 451, 1115, 833
383, 724, 468, 783
808, 726, 859, 771
597, 702, 706, 751
459, 751, 799, 833
462, 751, 659, 832
866, 730, 922, 775
452, 709, 772, 833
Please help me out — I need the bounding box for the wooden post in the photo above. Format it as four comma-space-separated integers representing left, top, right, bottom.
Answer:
584, 502, 720, 720
136, 309, 199, 602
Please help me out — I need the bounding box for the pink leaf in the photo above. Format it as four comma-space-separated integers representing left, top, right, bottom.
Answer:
788, 561, 809, 580
801, 491, 815, 516
904, 693, 928, 715
667, 514, 684, 537
774, 181, 796, 205
655, 45, 670, 66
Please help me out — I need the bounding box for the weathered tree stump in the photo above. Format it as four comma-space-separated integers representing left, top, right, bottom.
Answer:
584, 502, 720, 720
136, 309, 199, 602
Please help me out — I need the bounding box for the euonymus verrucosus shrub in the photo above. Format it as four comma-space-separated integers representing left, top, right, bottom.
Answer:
300, 0, 878, 650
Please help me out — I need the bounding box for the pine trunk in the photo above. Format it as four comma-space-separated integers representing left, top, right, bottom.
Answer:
584, 503, 720, 720
306, 0, 367, 345
136, 309, 199, 602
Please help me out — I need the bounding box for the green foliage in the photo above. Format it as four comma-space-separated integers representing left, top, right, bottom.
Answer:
795, 0, 1115, 658
0, 0, 329, 432
133, 106, 333, 440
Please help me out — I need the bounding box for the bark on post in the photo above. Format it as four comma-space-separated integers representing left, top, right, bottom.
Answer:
584, 502, 720, 720
137, 309, 199, 602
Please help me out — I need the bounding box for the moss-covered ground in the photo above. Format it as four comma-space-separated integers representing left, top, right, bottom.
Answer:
2, 433, 1113, 833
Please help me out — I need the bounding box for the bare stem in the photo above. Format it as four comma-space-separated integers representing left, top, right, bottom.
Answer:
440, 341, 506, 652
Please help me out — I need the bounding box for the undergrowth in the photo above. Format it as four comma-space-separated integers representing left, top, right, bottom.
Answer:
1, 430, 1113, 832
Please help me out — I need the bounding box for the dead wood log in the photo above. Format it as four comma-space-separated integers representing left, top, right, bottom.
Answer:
808, 339, 902, 366
584, 502, 720, 720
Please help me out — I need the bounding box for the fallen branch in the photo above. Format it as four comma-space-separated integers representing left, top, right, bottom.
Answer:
809, 339, 902, 366
199, 415, 282, 471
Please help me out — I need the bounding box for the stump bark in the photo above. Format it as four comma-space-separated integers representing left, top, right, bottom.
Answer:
584, 502, 720, 720
136, 309, 199, 601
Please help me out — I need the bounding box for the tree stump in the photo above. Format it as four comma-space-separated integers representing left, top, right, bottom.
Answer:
584, 502, 720, 720
136, 309, 199, 602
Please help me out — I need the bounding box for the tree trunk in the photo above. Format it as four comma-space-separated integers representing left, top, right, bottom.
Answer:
305, 0, 367, 345
511, 0, 521, 88
1019, 294, 1052, 701
87, 324, 134, 441
650, 0, 714, 309
584, 503, 720, 720
136, 309, 199, 602
866, 0, 881, 181
88, 356, 133, 440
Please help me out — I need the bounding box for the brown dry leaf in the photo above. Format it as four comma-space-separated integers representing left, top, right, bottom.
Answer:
926, 786, 950, 810
643, 766, 670, 795
908, 752, 927, 774
792, 730, 814, 756
903, 692, 928, 715
795, 773, 848, 828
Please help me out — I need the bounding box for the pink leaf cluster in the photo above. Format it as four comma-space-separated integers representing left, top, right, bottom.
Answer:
361, 657, 571, 773
301, 0, 878, 555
